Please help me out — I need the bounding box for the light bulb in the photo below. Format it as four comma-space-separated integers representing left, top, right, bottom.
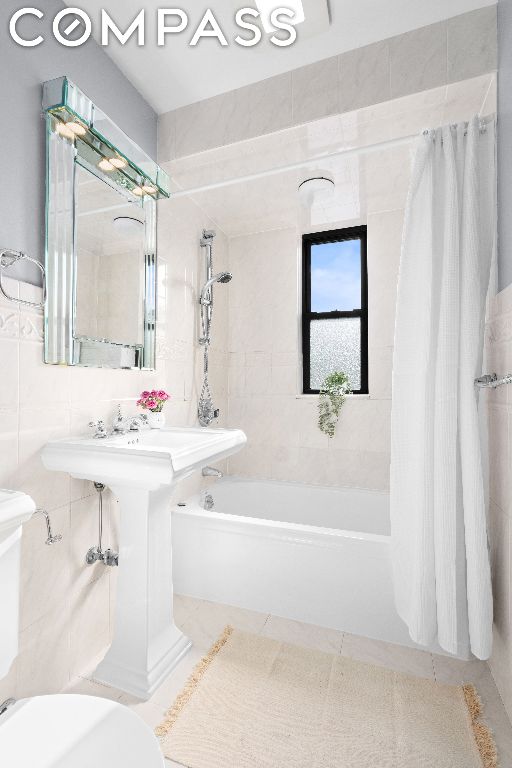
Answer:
142, 184, 157, 195
109, 157, 127, 169
98, 159, 115, 172
67, 121, 87, 136
56, 122, 75, 140
132, 186, 144, 197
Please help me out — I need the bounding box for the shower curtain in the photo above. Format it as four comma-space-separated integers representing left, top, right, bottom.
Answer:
390, 117, 496, 660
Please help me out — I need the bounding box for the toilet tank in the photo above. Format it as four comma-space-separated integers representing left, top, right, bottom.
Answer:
0, 490, 36, 678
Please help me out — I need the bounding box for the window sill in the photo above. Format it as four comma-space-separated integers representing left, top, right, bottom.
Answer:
295, 393, 371, 400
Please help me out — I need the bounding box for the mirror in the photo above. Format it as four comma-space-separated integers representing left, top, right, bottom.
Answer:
43, 76, 170, 369
75, 166, 145, 350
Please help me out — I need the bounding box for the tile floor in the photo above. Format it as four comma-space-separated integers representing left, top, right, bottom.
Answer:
66, 595, 512, 767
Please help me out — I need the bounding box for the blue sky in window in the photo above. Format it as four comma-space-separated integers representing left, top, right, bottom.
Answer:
311, 240, 361, 312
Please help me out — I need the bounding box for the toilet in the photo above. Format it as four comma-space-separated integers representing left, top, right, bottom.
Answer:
0, 490, 165, 768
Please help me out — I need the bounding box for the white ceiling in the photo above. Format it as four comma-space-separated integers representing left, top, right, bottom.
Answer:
67, 0, 496, 114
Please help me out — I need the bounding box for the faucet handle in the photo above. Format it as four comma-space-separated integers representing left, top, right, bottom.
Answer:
88, 420, 108, 439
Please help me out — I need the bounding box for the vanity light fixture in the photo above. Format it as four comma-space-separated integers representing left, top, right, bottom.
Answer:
43, 78, 170, 202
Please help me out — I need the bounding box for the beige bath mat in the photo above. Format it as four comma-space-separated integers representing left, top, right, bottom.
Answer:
156, 626, 497, 768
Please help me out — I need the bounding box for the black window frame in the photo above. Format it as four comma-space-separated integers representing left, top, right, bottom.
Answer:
302, 226, 368, 395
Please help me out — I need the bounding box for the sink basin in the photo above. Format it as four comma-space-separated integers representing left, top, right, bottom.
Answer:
41, 426, 246, 700
42, 426, 247, 488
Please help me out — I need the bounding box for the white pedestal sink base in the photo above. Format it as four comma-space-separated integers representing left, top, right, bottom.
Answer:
93, 485, 191, 700
95, 628, 191, 700
41, 427, 247, 700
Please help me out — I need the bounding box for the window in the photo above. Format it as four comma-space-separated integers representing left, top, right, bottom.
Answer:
302, 226, 368, 395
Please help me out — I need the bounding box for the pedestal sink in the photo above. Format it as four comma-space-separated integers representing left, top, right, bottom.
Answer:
41, 426, 246, 699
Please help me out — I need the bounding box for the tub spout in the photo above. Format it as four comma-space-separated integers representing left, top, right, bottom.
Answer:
202, 466, 223, 478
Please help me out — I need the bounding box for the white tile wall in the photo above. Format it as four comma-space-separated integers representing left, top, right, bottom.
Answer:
187, 72, 495, 492
0, 191, 229, 703
225, 209, 396, 489
158, 6, 497, 162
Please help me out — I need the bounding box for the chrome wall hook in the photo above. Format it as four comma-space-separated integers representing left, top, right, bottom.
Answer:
0, 249, 46, 309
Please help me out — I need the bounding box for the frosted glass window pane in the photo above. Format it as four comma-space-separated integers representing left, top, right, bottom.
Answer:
311, 239, 361, 312
310, 318, 361, 390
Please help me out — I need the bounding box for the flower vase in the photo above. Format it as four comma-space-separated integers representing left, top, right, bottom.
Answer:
147, 411, 165, 429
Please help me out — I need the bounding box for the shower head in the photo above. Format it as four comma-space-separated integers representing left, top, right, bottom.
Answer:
200, 272, 232, 304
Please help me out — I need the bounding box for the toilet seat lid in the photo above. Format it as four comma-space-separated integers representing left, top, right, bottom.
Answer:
0, 694, 165, 768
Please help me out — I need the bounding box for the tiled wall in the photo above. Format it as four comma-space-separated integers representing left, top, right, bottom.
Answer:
180, 74, 495, 491
487, 284, 512, 719
225, 210, 403, 490
158, 6, 497, 162
0, 194, 228, 703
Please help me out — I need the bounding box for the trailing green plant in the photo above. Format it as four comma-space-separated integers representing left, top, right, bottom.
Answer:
318, 371, 351, 438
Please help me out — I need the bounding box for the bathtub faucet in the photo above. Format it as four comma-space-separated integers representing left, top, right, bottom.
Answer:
202, 466, 223, 478
202, 492, 215, 511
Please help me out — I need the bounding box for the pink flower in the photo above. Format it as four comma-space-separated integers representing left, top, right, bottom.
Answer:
137, 399, 143, 406
141, 391, 150, 398
150, 390, 157, 397
157, 390, 169, 400
146, 399, 157, 409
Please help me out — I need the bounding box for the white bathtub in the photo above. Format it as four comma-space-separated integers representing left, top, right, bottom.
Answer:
172, 477, 468, 657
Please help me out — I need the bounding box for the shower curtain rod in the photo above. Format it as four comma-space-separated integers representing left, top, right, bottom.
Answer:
170, 132, 419, 199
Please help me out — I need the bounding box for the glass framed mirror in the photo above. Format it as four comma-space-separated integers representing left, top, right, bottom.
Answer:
42, 76, 170, 369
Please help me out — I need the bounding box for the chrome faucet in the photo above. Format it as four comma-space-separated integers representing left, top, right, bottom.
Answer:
112, 404, 149, 434
88, 420, 109, 439
89, 406, 149, 439
202, 466, 223, 478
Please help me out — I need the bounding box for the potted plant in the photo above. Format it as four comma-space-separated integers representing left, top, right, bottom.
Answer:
137, 390, 170, 429
318, 372, 351, 438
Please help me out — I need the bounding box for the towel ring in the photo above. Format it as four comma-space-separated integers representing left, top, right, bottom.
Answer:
0, 249, 46, 309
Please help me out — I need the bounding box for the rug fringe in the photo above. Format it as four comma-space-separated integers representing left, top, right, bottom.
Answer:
462, 683, 498, 768
155, 625, 234, 739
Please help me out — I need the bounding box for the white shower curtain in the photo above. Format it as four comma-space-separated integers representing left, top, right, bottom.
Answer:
390, 117, 496, 660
